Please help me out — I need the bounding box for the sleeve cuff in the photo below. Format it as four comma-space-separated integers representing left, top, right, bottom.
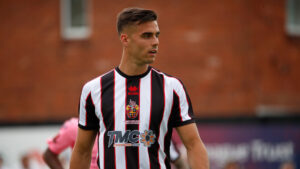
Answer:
172, 119, 195, 128
78, 124, 99, 130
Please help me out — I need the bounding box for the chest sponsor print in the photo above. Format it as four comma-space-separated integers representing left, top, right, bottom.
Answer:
107, 130, 156, 148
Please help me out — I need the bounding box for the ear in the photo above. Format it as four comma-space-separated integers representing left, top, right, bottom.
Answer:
120, 33, 129, 46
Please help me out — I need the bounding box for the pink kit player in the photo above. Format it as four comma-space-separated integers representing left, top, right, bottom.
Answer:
43, 118, 98, 169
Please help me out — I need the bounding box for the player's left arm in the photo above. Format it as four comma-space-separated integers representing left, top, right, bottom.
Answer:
176, 123, 209, 169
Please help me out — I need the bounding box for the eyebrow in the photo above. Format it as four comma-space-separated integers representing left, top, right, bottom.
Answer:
141, 31, 160, 36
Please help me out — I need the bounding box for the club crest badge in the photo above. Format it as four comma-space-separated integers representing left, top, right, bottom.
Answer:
126, 99, 139, 119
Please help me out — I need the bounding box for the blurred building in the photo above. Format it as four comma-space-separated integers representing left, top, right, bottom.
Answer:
0, 0, 300, 123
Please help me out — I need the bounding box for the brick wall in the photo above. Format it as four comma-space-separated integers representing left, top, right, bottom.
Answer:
0, 0, 299, 123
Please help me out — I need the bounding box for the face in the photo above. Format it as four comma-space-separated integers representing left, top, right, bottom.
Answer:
121, 21, 160, 65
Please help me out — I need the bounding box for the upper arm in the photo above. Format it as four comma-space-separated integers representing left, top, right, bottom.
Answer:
70, 127, 98, 169
74, 127, 97, 154
175, 123, 201, 150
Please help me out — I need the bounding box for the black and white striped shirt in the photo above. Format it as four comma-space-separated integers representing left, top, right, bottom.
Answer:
78, 66, 194, 169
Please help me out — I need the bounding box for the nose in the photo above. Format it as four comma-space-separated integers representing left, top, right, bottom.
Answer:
152, 36, 159, 47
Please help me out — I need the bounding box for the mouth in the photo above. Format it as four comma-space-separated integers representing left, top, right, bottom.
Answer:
148, 49, 158, 54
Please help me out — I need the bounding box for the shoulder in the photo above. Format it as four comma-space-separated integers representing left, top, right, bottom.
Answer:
151, 67, 184, 88
82, 76, 101, 91
82, 69, 115, 92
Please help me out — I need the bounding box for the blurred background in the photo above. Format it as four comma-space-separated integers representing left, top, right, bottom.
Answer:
0, 0, 299, 169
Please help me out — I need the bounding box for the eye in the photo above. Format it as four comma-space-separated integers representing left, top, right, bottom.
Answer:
141, 33, 153, 39
155, 32, 160, 38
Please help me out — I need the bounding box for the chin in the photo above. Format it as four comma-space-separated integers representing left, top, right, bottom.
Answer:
146, 58, 155, 64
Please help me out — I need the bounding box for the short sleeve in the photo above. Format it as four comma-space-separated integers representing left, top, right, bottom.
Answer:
47, 118, 77, 154
78, 81, 100, 130
169, 78, 195, 127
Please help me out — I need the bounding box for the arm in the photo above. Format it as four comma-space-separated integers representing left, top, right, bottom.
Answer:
69, 128, 97, 169
43, 148, 64, 169
176, 123, 209, 169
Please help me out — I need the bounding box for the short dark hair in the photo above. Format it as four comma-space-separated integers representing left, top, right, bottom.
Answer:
117, 7, 158, 35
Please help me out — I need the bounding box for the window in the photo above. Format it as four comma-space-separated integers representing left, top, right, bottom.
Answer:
60, 0, 91, 39
286, 0, 300, 36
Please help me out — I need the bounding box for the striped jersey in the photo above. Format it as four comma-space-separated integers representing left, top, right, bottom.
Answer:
78, 66, 194, 169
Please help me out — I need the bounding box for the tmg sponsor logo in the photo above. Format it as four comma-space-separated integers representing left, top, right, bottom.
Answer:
107, 130, 156, 147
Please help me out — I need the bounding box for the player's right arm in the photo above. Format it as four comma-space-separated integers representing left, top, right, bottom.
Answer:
69, 128, 97, 169
70, 80, 100, 169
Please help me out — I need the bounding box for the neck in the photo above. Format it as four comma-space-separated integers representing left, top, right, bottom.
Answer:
119, 51, 149, 76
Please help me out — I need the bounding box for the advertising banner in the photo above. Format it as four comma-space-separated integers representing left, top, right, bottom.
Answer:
173, 122, 300, 169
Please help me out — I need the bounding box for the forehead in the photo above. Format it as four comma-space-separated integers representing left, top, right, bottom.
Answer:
134, 21, 160, 34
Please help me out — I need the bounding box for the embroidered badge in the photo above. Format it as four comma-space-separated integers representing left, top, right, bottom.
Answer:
126, 99, 139, 119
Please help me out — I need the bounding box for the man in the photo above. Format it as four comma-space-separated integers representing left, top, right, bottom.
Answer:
43, 118, 98, 169
70, 7, 209, 169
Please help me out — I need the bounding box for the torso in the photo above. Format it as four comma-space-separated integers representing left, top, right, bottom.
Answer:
79, 67, 194, 169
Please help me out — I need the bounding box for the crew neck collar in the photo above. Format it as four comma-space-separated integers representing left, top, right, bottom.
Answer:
115, 66, 152, 79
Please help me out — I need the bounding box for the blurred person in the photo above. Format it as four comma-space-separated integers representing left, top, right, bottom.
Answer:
0, 154, 9, 169
43, 118, 98, 169
279, 161, 296, 169
21, 154, 30, 169
70, 7, 209, 169
0, 155, 3, 168
20, 151, 46, 169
